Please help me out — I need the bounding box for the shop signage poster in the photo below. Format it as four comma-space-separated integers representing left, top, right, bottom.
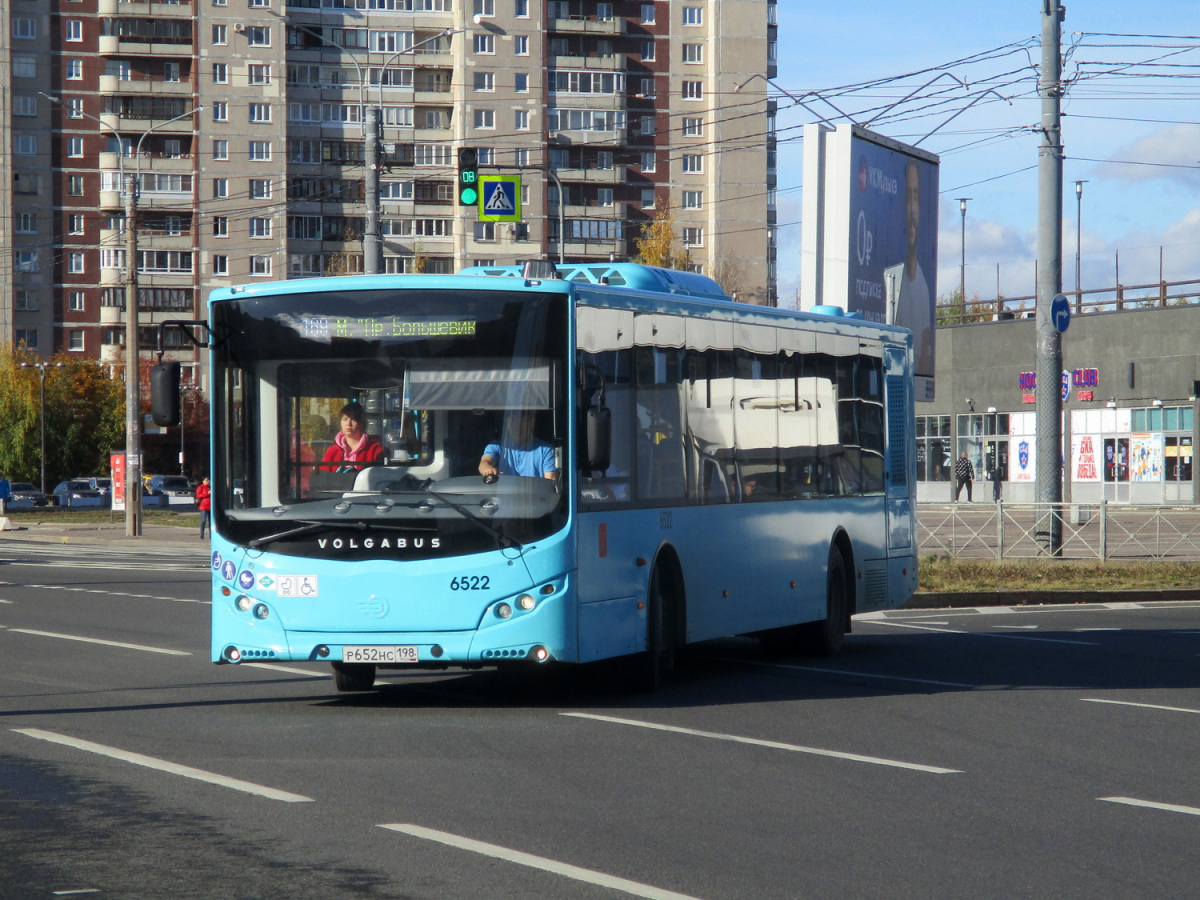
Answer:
1072, 434, 1102, 482
1010, 435, 1036, 482
1130, 433, 1164, 482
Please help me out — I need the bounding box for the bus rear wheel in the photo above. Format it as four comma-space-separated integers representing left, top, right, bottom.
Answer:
614, 566, 668, 693
331, 661, 377, 692
798, 547, 849, 657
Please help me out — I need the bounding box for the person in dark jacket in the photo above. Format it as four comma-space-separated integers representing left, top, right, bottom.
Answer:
954, 452, 974, 502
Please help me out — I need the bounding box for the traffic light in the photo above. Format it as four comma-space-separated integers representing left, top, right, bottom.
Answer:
457, 147, 479, 206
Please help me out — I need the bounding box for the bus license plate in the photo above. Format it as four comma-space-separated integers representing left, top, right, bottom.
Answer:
342, 645, 419, 664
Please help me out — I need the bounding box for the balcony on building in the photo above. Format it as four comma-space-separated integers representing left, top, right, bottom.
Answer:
548, 13, 626, 35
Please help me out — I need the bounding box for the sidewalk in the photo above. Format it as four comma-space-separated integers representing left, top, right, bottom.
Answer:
0, 517, 206, 548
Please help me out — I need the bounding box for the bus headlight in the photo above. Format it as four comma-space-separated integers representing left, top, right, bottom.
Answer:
252, 603, 270, 620
236, 595, 253, 611
517, 593, 536, 611
495, 603, 513, 619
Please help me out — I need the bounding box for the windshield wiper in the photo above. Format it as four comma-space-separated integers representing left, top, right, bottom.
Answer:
246, 518, 436, 549
423, 488, 522, 552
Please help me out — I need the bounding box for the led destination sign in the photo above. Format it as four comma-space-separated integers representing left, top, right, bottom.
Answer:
284, 315, 477, 340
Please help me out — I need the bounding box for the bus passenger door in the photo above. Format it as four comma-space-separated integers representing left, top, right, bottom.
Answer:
884, 344, 913, 552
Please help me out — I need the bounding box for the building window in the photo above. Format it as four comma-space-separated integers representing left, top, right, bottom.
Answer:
681, 226, 703, 247
682, 190, 703, 209
514, 72, 529, 93
249, 217, 272, 238
641, 188, 656, 209
682, 6, 702, 25
473, 33, 495, 54
14, 17, 37, 39
682, 153, 703, 174
212, 23, 227, 44
597, 188, 613, 207
17, 251, 40, 273
514, 35, 529, 55
69, 331, 86, 352
213, 178, 228, 199
68, 175, 85, 196
16, 330, 39, 350
473, 0, 494, 15
682, 80, 703, 100
249, 178, 272, 199
69, 214, 86, 234
641, 151, 656, 173
213, 63, 228, 84
514, 0, 528, 16
68, 98, 85, 118
14, 134, 37, 156
641, 41, 655, 61
473, 109, 495, 129
213, 216, 228, 237
67, 59, 84, 80
246, 25, 270, 46
641, 4, 655, 24
16, 290, 39, 312
682, 117, 703, 137
65, 19, 83, 41
213, 139, 229, 160
16, 213, 38, 234
213, 102, 228, 122
250, 255, 272, 276
68, 252, 86, 274
13, 56, 38, 78
514, 109, 529, 130
248, 64, 271, 85
248, 141, 272, 161
164, 62, 181, 82
249, 102, 271, 123
682, 43, 703, 63
69, 291, 86, 312
474, 71, 494, 91
915, 415, 953, 482
473, 221, 496, 241
213, 255, 228, 275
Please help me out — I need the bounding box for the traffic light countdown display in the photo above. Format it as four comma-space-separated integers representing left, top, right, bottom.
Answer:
457, 148, 479, 206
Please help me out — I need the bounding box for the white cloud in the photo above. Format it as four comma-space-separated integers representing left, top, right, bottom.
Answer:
1097, 124, 1200, 184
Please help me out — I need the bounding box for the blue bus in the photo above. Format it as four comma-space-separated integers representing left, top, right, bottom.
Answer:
160, 262, 917, 692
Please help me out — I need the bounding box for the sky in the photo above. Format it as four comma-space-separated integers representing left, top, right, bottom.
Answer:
771, 1, 1200, 309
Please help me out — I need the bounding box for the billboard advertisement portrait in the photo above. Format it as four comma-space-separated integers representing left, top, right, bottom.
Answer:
801, 124, 939, 400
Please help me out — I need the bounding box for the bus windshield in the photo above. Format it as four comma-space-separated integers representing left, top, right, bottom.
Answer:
211, 287, 569, 559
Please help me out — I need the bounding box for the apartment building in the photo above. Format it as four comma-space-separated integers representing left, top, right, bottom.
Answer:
3, 0, 779, 372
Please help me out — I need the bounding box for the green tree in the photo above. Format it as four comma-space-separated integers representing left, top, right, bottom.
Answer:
0, 346, 126, 486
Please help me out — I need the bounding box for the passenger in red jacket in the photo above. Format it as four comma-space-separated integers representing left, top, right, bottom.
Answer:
321, 402, 384, 471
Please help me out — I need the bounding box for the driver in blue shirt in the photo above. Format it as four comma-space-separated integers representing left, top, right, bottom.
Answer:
478, 412, 558, 480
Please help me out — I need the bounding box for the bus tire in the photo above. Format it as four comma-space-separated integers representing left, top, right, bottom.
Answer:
798, 547, 849, 657
331, 661, 377, 692
615, 566, 667, 693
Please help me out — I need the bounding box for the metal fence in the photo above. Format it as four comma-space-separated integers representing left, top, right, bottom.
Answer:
918, 503, 1200, 560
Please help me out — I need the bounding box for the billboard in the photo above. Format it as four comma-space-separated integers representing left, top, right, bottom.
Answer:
801, 124, 939, 400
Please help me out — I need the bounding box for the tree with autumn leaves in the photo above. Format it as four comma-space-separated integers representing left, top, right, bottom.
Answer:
0, 346, 130, 487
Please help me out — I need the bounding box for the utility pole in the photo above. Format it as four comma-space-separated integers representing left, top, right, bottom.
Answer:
1034, 0, 1065, 554
124, 172, 142, 536
363, 107, 381, 275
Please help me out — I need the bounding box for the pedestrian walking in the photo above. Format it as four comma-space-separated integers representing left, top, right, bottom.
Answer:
954, 452, 974, 502
196, 476, 211, 539
988, 462, 1002, 501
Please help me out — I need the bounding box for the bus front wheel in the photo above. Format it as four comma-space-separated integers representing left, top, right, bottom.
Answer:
798, 548, 849, 657
331, 661, 377, 692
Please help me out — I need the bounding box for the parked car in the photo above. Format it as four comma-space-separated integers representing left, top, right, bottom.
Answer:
50, 480, 105, 508
7, 482, 48, 509
78, 476, 113, 507
145, 474, 195, 505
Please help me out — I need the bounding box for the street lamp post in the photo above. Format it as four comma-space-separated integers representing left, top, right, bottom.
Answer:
39, 92, 200, 537
1074, 180, 1087, 313
956, 197, 971, 311
21, 361, 64, 494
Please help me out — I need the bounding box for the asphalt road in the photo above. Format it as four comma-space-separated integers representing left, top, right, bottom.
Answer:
2, 538, 1199, 899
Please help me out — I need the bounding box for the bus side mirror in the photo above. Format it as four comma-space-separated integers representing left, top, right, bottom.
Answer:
151, 362, 182, 427
584, 406, 611, 473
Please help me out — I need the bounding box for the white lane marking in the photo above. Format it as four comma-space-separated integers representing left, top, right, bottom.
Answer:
12, 728, 312, 803
973, 607, 1017, 615
0, 581, 206, 604
241, 662, 331, 678
993, 625, 1039, 630
8, 628, 190, 656
1075, 627, 1121, 632
53, 891, 101, 896
738, 659, 976, 689
380, 823, 706, 900
1099, 797, 1200, 817
1083, 698, 1200, 716
1104, 602, 1144, 610
870, 620, 1098, 646
562, 713, 961, 774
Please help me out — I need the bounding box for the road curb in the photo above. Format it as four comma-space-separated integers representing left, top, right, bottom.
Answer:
907, 588, 1200, 608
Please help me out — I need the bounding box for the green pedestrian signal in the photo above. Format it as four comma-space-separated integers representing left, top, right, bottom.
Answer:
457, 147, 479, 206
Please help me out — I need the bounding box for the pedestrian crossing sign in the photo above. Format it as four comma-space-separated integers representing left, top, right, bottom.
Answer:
478, 176, 521, 222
